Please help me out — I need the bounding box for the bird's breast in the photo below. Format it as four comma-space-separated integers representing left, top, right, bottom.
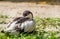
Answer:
21, 20, 35, 32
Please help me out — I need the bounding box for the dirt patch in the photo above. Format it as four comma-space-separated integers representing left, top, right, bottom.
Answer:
0, 2, 60, 18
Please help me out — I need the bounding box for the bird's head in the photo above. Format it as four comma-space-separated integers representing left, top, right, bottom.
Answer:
23, 10, 33, 19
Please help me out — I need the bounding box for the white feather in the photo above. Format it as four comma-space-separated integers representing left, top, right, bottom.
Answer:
21, 20, 35, 32
4, 21, 18, 32
4, 20, 35, 33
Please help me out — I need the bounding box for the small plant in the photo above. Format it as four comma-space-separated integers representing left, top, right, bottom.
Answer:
0, 15, 10, 24
0, 21, 7, 24
0, 15, 9, 18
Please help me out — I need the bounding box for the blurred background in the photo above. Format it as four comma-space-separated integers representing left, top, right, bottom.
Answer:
0, 0, 60, 4
0, 0, 60, 18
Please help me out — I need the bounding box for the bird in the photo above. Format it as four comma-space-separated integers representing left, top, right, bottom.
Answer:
1, 10, 35, 33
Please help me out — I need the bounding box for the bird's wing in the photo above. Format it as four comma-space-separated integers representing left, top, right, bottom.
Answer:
5, 17, 32, 32
16, 17, 31, 24
13, 17, 22, 21
7, 17, 22, 28
15, 17, 33, 32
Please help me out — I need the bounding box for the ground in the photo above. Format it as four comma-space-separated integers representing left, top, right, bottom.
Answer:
0, 2, 60, 18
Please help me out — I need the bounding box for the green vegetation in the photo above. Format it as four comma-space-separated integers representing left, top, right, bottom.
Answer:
0, 15, 9, 18
0, 21, 7, 24
0, 15, 10, 24
0, 17, 60, 39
